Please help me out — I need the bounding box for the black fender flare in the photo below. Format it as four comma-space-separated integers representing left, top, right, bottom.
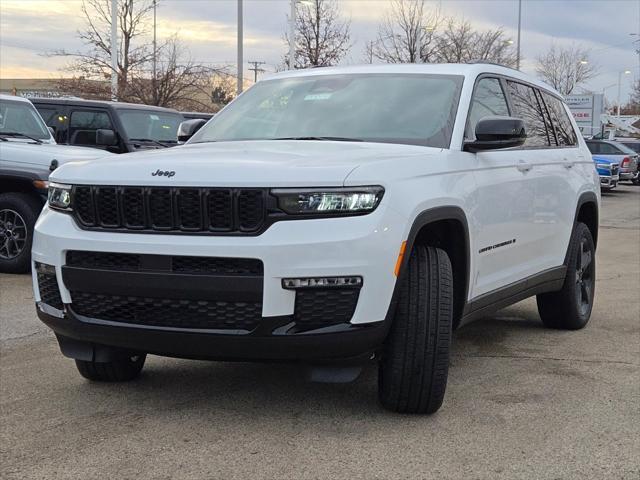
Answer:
563, 191, 599, 266
384, 206, 471, 326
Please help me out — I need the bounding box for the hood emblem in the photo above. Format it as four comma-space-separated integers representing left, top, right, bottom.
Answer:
151, 169, 175, 178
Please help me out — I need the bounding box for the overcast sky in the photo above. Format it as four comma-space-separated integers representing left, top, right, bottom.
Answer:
0, 0, 638, 104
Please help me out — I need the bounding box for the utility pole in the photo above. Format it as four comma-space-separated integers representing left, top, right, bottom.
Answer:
237, 0, 243, 95
248, 61, 266, 83
152, 0, 157, 104
111, 0, 118, 101
516, 0, 522, 70
289, 0, 296, 69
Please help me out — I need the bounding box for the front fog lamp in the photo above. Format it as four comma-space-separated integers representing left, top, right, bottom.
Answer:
48, 183, 72, 210
282, 276, 362, 289
272, 186, 384, 215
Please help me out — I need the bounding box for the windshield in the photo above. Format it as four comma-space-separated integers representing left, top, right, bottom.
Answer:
0, 99, 52, 140
117, 109, 183, 143
191, 73, 463, 148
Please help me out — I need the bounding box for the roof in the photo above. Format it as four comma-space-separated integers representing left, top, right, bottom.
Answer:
265, 63, 561, 97
28, 97, 182, 114
0, 93, 33, 103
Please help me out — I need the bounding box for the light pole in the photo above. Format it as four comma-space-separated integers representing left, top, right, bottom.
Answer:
152, 0, 157, 104
289, 0, 313, 69
617, 69, 632, 117
237, 0, 243, 95
516, 0, 522, 70
110, 0, 118, 101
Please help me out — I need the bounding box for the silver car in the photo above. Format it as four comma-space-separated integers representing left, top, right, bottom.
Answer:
586, 140, 639, 182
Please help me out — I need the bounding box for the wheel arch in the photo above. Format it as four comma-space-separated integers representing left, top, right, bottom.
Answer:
389, 206, 470, 328
570, 191, 599, 258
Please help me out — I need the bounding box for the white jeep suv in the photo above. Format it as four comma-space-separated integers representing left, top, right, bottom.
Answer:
32, 64, 599, 414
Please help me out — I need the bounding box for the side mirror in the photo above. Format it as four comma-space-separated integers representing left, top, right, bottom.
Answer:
178, 119, 207, 143
96, 128, 118, 146
464, 116, 526, 152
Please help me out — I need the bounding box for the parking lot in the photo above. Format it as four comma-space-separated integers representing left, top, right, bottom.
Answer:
1, 185, 638, 479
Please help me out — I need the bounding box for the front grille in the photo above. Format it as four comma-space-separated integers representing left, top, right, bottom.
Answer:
72, 186, 268, 234
37, 270, 63, 310
66, 251, 263, 275
294, 289, 360, 331
71, 292, 262, 331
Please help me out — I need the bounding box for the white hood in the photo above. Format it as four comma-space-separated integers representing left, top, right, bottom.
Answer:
0, 141, 113, 170
50, 140, 437, 187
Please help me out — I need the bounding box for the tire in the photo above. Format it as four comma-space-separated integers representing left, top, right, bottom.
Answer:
75, 354, 146, 382
0, 192, 43, 274
378, 245, 453, 414
537, 222, 595, 330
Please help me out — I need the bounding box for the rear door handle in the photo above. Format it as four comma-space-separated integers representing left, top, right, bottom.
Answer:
516, 159, 532, 173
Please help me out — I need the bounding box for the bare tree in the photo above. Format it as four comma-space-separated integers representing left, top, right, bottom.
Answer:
432, 19, 517, 67
50, 0, 155, 98
535, 44, 598, 95
367, 0, 440, 63
49, 0, 223, 111
285, 0, 351, 68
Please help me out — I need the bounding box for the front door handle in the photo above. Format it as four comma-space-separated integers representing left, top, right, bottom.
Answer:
516, 159, 532, 173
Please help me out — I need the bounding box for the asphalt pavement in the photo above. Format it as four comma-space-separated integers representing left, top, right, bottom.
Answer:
1, 185, 639, 480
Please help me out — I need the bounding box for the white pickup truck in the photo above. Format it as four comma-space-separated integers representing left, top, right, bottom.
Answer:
0, 94, 111, 273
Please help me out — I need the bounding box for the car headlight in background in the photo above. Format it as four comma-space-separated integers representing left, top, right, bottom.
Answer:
271, 186, 384, 215
48, 183, 72, 211
595, 163, 610, 170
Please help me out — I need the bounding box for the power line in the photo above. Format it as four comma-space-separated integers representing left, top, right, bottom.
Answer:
247, 60, 266, 82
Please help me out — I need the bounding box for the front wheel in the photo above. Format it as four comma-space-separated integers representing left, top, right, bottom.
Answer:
378, 245, 453, 414
0, 193, 42, 274
537, 222, 595, 330
75, 354, 146, 382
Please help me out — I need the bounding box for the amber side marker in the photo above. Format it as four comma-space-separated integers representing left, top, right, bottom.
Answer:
394, 241, 407, 277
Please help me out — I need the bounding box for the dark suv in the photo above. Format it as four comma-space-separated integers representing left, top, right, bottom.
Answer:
31, 98, 184, 153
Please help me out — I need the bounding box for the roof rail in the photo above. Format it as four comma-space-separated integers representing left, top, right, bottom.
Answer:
466, 60, 519, 71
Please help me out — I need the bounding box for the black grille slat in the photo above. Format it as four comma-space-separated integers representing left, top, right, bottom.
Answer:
37, 272, 63, 310
73, 187, 95, 225
207, 190, 233, 231
95, 187, 120, 227
177, 189, 202, 230
72, 186, 266, 235
294, 289, 359, 331
172, 256, 263, 275
238, 190, 265, 231
149, 188, 173, 229
71, 292, 261, 331
122, 188, 145, 228
67, 251, 141, 271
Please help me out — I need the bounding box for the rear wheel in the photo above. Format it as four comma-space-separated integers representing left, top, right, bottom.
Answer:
537, 222, 595, 330
378, 245, 453, 414
0, 193, 42, 274
75, 354, 146, 382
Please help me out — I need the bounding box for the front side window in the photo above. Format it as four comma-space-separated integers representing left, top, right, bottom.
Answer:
0, 99, 52, 140
598, 142, 623, 155
191, 74, 464, 149
541, 93, 577, 146
586, 142, 600, 154
117, 109, 183, 143
465, 77, 510, 140
69, 110, 113, 146
506, 81, 550, 148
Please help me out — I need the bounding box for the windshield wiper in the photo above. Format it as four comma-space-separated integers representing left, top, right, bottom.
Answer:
0, 132, 43, 144
129, 138, 172, 148
272, 136, 363, 142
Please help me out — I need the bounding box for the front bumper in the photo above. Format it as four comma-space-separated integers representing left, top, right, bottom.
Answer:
32, 204, 407, 360
599, 175, 618, 189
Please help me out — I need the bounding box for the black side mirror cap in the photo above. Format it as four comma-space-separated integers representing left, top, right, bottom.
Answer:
464, 116, 527, 152
178, 119, 207, 143
96, 128, 118, 146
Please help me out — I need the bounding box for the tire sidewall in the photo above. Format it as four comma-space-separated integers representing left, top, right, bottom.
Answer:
0, 193, 42, 274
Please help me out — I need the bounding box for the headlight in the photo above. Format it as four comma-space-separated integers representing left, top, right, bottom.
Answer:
596, 163, 610, 170
48, 183, 72, 211
271, 186, 384, 215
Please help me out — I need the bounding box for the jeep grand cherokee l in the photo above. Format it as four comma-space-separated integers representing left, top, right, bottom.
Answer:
32, 64, 599, 414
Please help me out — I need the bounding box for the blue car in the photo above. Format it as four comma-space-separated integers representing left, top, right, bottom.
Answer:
593, 156, 619, 191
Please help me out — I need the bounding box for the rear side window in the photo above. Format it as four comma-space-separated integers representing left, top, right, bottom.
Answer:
541, 93, 577, 146
506, 81, 550, 148
466, 77, 510, 140
34, 105, 68, 143
69, 110, 113, 146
